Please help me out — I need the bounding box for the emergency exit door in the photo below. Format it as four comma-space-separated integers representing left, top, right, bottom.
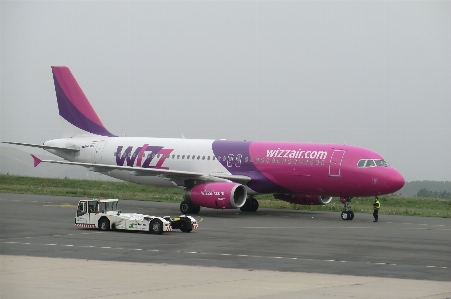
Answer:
329, 150, 345, 177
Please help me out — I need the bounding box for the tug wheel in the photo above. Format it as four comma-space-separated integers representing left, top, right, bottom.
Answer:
150, 219, 163, 234
99, 218, 110, 230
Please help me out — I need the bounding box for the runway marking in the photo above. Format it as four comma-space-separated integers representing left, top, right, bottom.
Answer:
43, 203, 77, 208
3, 240, 449, 272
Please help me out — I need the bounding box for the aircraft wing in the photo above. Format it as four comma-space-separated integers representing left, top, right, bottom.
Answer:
3, 141, 79, 152
31, 155, 251, 186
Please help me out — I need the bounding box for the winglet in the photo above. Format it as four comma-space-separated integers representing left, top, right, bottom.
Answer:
31, 154, 42, 167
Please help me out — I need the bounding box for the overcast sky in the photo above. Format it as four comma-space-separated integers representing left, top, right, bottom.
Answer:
1, 1, 450, 182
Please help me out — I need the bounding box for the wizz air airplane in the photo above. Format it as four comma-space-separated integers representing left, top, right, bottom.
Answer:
3, 66, 405, 220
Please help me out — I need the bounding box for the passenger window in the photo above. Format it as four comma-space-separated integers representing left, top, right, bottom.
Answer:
245, 157, 248, 162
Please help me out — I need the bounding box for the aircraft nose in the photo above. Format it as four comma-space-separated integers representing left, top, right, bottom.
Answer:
387, 169, 405, 193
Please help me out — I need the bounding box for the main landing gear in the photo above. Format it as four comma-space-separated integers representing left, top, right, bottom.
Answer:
180, 201, 201, 214
240, 196, 259, 212
340, 196, 354, 220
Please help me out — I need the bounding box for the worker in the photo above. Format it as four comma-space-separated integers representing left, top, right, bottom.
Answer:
373, 196, 380, 222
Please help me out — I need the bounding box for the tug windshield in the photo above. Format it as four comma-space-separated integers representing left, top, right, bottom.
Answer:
357, 159, 389, 168
99, 201, 118, 212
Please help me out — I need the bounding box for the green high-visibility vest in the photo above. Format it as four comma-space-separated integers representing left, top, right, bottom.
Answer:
374, 200, 380, 208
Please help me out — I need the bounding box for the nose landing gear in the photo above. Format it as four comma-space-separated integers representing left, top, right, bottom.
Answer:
340, 196, 354, 220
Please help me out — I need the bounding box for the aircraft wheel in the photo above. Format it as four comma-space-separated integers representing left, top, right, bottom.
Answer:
180, 201, 192, 214
150, 219, 163, 234
349, 211, 354, 220
191, 205, 201, 214
99, 218, 110, 230
240, 202, 250, 212
341, 212, 348, 220
250, 198, 259, 212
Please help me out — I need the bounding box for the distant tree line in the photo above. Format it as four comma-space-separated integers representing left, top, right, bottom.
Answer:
416, 188, 451, 199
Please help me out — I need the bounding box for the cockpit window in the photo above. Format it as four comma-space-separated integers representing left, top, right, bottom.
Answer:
357, 159, 389, 168
375, 159, 389, 166
365, 160, 375, 167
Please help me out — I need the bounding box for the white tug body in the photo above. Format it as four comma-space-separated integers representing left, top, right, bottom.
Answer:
75, 198, 198, 234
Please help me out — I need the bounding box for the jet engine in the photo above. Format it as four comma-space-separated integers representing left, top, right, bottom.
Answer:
184, 182, 247, 209
273, 194, 333, 205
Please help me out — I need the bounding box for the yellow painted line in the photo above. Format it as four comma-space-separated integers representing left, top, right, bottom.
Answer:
43, 203, 77, 208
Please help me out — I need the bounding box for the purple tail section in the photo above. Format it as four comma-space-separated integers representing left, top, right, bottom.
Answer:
51, 66, 116, 137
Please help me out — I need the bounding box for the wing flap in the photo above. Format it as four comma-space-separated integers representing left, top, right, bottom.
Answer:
32, 157, 251, 185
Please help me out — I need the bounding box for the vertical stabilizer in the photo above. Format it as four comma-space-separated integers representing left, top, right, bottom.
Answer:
51, 66, 116, 137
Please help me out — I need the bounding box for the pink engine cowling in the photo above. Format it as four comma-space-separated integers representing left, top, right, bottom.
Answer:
184, 182, 247, 209
273, 194, 333, 205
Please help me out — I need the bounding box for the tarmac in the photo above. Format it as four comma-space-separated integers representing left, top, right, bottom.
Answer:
1, 193, 450, 298
1, 255, 451, 299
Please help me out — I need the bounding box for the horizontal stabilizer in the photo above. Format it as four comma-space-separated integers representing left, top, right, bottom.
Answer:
31, 154, 42, 167
2, 142, 79, 152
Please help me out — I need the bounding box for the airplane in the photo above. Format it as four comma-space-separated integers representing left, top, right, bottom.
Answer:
3, 66, 405, 220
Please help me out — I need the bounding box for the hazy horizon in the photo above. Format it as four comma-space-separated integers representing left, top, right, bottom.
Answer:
1, 1, 450, 181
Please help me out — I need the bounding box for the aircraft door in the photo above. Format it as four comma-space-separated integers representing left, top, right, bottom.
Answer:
94, 141, 107, 163
329, 150, 345, 177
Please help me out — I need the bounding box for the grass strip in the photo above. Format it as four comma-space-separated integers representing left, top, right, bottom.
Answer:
1, 174, 449, 218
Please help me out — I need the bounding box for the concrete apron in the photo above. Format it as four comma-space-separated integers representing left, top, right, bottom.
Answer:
1, 255, 450, 299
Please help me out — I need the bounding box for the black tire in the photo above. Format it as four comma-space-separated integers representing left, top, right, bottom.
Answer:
150, 219, 163, 234
349, 211, 354, 220
180, 201, 192, 214
240, 203, 249, 212
99, 218, 110, 230
250, 198, 259, 212
240, 198, 251, 212
191, 205, 201, 214
180, 220, 192, 233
